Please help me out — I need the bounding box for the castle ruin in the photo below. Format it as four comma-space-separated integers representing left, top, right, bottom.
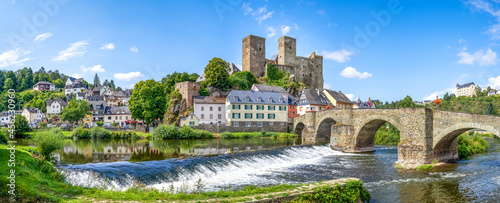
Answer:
242, 35, 324, 90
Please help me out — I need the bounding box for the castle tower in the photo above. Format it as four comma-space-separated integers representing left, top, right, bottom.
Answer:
278, 36, 296, 66
242, 35, 266, 77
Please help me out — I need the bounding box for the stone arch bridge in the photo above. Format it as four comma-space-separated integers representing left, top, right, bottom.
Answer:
293, 108, 500, 167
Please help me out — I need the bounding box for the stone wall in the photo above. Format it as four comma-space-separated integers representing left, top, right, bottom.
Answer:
242, 35, 266, 77
174, 81, 200, 108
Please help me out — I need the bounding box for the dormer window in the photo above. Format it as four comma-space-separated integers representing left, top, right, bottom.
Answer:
233, 96, 238, 100
257, 96, 262, 101
279, 98, 283, 102
245, 96, 250, 101
268, 96, 272, 102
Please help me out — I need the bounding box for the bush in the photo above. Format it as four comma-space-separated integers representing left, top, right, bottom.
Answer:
220, 131, 234, 139
260, 129, 266, 137
196, 129, 214, 139
153, 124, 179, 139
96, 121, 104, 127
71, 126, 90, 139
458, 133, 489, 158
111, 131, 139, 139
13, 115, 30, 137
179, 125, 197, 139
33, 128, 66, 162
0, 128, 9, 144
89, 127, 111, 139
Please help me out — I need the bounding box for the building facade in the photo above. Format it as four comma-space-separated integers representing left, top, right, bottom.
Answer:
64, 82, 86, 95
22, 107, 45, 124
297, 89, 331, 115
193, 96, 226, 124
225, 90, 288, 128
33, 81, 55, 91
456, 82, 476, 97
46, 98, 68, 115
85, 101, 107, 127
175, 81, 200, 108
0, 110, 22, 126
180, 113, 199, 127
322, 89, 353, 109
103, 106, 131, 126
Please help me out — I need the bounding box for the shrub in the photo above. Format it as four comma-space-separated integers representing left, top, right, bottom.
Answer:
71, 126, 90, 139
96, 121, 104, 127
153, 124, 179, 139
111, 131, 140, 139
220, 131, 234, 139
0, 128, 9, 144
89, 127, 111, 139
179, 125, 197, 139
33, 128, 66, 162
196, 129, 214, 139
458, 133, 489, 158
260, 129, 266, 137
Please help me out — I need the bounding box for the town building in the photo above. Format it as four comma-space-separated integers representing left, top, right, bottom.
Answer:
242, 35, 323, 90
66, 77, 83, 86
297, 89, 331, 115
85, 101, 107, 127
103, 106, 131, 126
46, 98, 68, 115
180, 113, 199, 127
250, 84, 287, 93
175, 81, 200, 108
353, 98, 376, 109
226, 90, 288, 127
288, 96, 299, 118
22, 107, 45, 124
322, 89, 353, 109
33, 81, 55, 91
0, 110, 22, 126
76, 92, 86, 100
456, 82, 476, 97
64, 81, 86, 95
193, 96, 226, 124
105, 94, 120, 107
488, 89, 497, 96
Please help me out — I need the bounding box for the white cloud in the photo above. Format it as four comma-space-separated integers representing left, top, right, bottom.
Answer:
423, 88, 456, 101
243, 4, 274, 24
282, 25, 290, 35
324, 83, 332, 89
71, 73, 85, 78
81, 64, 105, 73
320, 49, 354, 63
345, 93, 355, 101
458, 38, 465, 43
114, 72, 144, 81
130, 45, 138, 53
0, 48, 31, 68
340, 67, 373, 79
34, 32, 53, 42
267, 26, 276, 38
100, 43, 115, 50
457, 47, 497, 66
465, 0, 500, 39
488, 76, 500, 89
52, 41, 88, 61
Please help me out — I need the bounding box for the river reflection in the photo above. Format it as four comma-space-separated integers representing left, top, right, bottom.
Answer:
16, 138, 304, 164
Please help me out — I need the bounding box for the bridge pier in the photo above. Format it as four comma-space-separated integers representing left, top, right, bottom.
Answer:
330, 124, 375, 152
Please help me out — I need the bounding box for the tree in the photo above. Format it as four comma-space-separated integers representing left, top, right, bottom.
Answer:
484, 102, 495, 115
33, 128, 65, 162
266, 64, 285, 81
94, 73, 101, 87
204, 57, 231, 90
129, 79, 167, 127
13, 115, 30, 137
61, 100, 91, 125
3, 78, 14, 91
398, 95, 416, 108
96, 121, 104, 127
230, 71, 257, 90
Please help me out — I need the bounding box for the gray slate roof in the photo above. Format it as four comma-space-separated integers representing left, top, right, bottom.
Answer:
323, 89, 351, 103
64, 82, 85, 89
46, 98, 68, 107
88, 101, 106, 111
298, 89, 330, 106
456, 82, 475, 89
193, 96, 226, 104
252, 84, 287, 93
104, 106, 130, 115
24, 107, 41, 113
227, 90, 287, 105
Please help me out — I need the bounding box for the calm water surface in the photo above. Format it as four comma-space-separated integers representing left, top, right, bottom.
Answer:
17, 137, 500, 202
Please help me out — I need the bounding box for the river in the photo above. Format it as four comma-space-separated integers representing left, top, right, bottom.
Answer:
16, 137, 500, 202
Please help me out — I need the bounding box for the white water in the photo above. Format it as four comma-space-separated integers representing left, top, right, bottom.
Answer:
60, 145, 364, 192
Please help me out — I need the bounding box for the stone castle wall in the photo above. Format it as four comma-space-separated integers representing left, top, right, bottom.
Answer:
175, 81, 200, 108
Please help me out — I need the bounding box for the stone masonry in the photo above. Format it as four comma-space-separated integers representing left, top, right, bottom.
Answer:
294, 108, 500, 167
174, 81, 200, 108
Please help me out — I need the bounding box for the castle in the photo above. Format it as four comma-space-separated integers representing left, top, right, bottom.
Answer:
242, 35, 324, 90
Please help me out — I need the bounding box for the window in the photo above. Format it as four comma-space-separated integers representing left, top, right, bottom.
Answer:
300, 107, 303, 111
218, 114, 221, 119
268, 114, 275, 119
246, 121, 251, 127
209, 114, 213, 119
218, 107, 222, 111
245, 105, 253, 110
269, 121, 274, 125
232, 113, 240, 119
201, 114, 205, 119
233, 121, 239, 127
306, 107, 309, 111
232, 105, 241, 110
201, 107, 204, 111
115, 116, 118, 119
280, 122, 284, 125
119, 116, 122, 120
210, 107, 213, 111
268, 106, 275, 110
311, 107, 315, 111
189, 121, 194, 125
245, 113, 252, 119
257, 121, 263, 127
190, 115, 193, 119
256, 113, 264, 119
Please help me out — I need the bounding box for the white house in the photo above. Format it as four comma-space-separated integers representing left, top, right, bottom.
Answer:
488, 89, 497, 96
22, 107, 45, 124
46, 98, 68, 115
0, 110, 22, 126
297, 89, 332, 115
456, 82, 476, 97
66, 77, 83, 86
226, 90, 288, 127
193, 96, 226, 124
33, 81, 55, 91
64, 82, 86, 95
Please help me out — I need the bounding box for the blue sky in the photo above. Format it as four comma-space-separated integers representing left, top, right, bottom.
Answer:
1, 0, 500, 102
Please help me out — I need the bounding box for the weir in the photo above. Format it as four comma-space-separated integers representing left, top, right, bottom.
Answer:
293, 108, 500, 167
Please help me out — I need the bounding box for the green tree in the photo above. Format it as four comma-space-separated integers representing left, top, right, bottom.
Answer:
266, 64, 285, 81
96, 121, 104, 127
230, 71, 257, 90
3, 78, 14, 90
129, 79, 167, 127
398, 95, 416, 108
61, 100, 91, 125
33, 128, 65, 162
14, 115, 31, 137
484, 102, 495, 115
204, 57, 231, 90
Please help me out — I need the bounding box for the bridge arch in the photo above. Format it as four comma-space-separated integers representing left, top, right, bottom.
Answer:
353, 116, 402, 152
433, 123, 500, 150
315, 117, 338, 140
294, 122, 305, 137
